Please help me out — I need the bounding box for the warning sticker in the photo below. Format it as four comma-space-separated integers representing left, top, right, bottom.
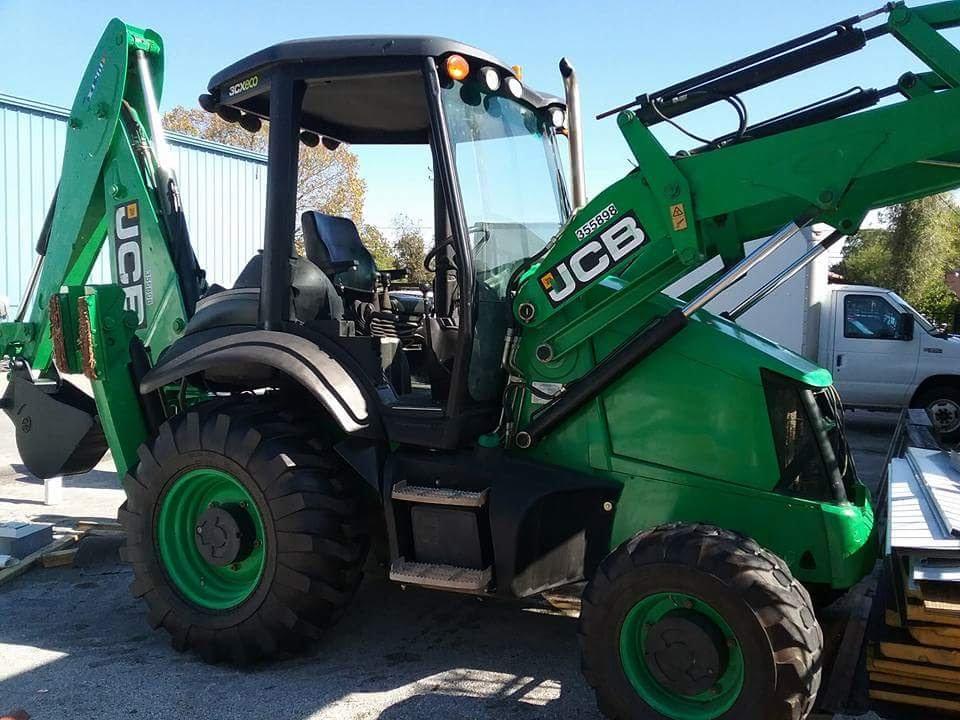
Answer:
671, 203, 688, 232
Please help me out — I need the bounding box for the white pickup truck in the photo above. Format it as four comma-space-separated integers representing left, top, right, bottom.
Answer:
668, 226, 960, 439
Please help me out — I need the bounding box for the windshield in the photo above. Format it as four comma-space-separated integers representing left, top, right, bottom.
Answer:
889, 291, 937, 333
441, 79, 569, 401
442, 81, 568, 293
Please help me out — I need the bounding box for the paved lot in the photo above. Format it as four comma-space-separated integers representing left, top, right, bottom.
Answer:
0, 375, 898, 719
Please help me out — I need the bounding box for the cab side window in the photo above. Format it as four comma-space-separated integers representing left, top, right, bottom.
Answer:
843, 294, 900, 340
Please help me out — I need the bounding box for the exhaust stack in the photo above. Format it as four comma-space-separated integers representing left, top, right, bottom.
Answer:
559, 58, 586, 210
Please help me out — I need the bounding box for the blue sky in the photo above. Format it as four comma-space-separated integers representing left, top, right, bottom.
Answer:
2, 0, 957, 240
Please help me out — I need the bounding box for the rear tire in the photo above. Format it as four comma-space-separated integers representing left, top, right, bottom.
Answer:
119, 398, 368, 663
579, 523, 822, 720
911, 384, 960, 443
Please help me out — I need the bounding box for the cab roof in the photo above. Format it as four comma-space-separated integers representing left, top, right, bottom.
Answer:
207, 35, 564, 144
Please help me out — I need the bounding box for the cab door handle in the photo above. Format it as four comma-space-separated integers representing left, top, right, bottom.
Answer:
836, 354, 843, 368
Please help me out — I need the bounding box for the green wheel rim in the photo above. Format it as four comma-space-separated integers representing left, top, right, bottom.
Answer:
619, 592, 744, 720
156, 468, 266, 610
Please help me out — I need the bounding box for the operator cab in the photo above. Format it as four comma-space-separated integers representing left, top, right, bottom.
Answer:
194, 36, 571, 448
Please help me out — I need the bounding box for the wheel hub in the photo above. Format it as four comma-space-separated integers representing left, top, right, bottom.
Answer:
644, 611, 726, 696
195, 505, 250, 566
156, 468, 266, 610
928, 399, 960, 433
619, 592, 744, 718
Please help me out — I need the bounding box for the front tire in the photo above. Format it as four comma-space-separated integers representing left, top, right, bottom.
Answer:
580, 523, 822, 720
119, 399, 368, 663
912, 384, 960, 443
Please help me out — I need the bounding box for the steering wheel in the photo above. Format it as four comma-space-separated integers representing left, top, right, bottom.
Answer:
423, 226, 490, 273
423, 237, 456, 273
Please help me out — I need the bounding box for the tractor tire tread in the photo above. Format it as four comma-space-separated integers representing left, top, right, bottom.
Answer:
118, 395, 369, 665
580, 522, 822, 720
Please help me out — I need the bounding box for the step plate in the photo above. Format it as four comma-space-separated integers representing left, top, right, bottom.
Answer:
391, 481, 488, 507
390, 559, 492, 592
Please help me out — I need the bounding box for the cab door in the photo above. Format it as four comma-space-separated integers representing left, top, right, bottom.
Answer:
830, 291, 919, 406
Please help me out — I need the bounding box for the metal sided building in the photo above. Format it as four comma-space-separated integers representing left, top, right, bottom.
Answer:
0, 92, 267, 318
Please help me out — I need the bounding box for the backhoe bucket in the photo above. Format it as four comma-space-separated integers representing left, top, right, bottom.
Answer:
2, 374, 108, 479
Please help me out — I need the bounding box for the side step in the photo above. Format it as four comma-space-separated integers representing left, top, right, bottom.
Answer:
390, 559, 492, 592
391, 480, 488, 507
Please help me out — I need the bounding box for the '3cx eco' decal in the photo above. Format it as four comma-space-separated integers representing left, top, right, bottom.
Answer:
539, 210, 646, 307
114, 201, 147, 327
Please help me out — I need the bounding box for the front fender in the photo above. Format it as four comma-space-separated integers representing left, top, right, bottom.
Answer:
140, 329, 369, 433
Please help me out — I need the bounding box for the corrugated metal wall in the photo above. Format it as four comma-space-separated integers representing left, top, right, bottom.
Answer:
0, 93, 267, 316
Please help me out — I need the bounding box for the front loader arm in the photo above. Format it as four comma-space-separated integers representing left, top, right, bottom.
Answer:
511, 1, 960, 446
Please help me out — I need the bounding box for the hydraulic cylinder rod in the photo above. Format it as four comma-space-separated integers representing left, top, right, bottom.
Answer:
727, 229, 845, 320
682, 219, 811, 317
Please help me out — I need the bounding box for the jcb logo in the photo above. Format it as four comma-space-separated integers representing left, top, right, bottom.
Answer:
115, 201, 146, 327
539, 212, 646, 307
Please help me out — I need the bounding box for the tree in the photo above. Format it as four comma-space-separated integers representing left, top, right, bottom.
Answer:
393, 213, 432, 285
163, 106, 367, 255
832, 228, 894, 289
834, 195, 960, 327
359, 223, 398, 270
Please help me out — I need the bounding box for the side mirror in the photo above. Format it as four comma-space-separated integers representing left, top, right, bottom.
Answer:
896, 312, 914, 341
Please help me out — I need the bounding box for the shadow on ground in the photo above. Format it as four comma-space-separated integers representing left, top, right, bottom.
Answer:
6, 465, 117, 490
0, 536, 600, 720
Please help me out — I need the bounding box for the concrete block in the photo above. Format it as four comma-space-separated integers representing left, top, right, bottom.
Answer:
0, 522, 53, 558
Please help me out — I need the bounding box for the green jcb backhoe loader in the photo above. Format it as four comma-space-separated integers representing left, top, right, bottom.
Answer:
5, 3, 960, 718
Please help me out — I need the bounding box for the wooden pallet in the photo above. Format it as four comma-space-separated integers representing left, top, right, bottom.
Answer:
868, 567, 960, 714
868, 650, 960, 684
920, 580, 960, 615
906, 622, 960, 649
0, 533, 79, 586
870, 683, 960, 714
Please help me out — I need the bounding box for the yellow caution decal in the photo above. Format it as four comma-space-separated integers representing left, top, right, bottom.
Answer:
670, 203, 688, 232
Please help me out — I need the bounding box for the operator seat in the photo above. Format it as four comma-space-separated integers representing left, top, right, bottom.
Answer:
301, 211, 376, 296
301, 210, 400, 334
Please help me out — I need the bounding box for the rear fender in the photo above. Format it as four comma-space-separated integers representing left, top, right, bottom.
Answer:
140, 329, 371, 434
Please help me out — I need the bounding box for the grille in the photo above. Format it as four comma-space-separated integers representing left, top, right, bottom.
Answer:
762, 370, 845, 501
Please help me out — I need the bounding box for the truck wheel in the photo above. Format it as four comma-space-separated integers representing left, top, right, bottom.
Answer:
912, 385, 960, 442
118, 398, 368, 663
579, 523, 822, 720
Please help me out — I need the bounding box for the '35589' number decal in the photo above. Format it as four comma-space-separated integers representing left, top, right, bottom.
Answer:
575, 203, 618, 240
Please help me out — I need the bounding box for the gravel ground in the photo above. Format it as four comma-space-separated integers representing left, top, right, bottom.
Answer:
0, 373, 898, 719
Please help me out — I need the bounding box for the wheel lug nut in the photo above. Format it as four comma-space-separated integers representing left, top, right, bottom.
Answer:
231, 563, 240, 571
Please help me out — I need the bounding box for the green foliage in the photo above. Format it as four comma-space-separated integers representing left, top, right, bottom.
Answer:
359, 223, 398, 270
163, 106, 366, 256
835, 195, 960, 328
832, 229, 894, 289
393, 213, 432, 285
